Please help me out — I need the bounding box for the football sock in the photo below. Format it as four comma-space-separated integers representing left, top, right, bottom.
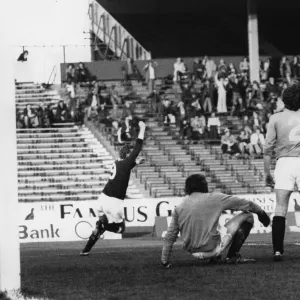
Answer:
272, 216, 286, 254
226, 221, 253, 259
82, 232, 100, 253
106, 221, 125, 233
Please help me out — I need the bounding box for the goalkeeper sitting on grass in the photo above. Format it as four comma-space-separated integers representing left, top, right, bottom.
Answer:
161, 174, 270, 267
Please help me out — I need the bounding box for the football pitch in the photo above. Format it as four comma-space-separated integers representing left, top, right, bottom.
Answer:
18, 235, 300, 300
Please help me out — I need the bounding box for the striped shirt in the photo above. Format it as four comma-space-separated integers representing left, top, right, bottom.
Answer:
161, 192, 263, 263
264, 109, 300, 159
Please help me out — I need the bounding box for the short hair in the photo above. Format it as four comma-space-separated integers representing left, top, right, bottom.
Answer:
185, 174, 208, 195
282, 84, 300, 111
119, 144, 131, 159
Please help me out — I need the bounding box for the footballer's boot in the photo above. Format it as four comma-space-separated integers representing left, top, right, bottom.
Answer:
273, 251, 283, 262
225, 253, 256, 264
80, 217, 107, 256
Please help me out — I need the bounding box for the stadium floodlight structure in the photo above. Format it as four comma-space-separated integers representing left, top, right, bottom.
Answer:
0, 5, 21, 292
247, 0, 260, 83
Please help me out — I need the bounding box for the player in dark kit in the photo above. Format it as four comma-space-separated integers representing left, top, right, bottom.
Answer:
80, 121, 146, 256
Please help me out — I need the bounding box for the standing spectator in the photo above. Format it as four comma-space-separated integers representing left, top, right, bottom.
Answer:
177, 100, 186, 126
248, 81, 264, 111
23, 104, 39, 128
228, 63, 237, 76
190, 94, 202, 117
280, 56, 291, 79
221, 129, 240, 156
193, 58, 205, 81
291, 56, 300, 78
204, 56, 217, 79
217, 59, 228, 77
162, 97, 172, 124
260, 58, 270, 82
265, 77, 278, 98
76, 62, 90, 83
248, 128, 265, 156
230, 77, 243, 114
122, 101, 134, 119
56, 100, 69, 123
201, 80, 213, 113
207, 112, 221, 140
144, 60, 157, 95
239, 57, 249, 75
173, 58, 188, 83
215, 72, 228, 113
66, 64, 76, 83
122, 58, 143, 82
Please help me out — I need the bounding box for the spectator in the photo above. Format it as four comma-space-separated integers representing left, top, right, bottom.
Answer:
173, 58, 188, 83
149, 90, 162, 114
177, 100, 186, 125
201, 80, 213, 113
248, 127, 265, 156
207, 112, 220, 140
215, 72, 228, 113
265, 77, 278, 98
66, 64, 76, 83
122, 58, 143, 83
23, 104, 39, 128
248, 81, 264, 111
265, 93, 278, 115
217, 58, 228, 77
260, 58, 270, 82
16, 111, 24, 129
193, 58, 205, 81
110, 85, 122, 105
122, 101, 134, 119
56, 100, 69, 122
221, 128, 240, 156
230, 77, 243, 114
76, 62, 90, 83
87, 90, 100, 121
238, 129, 250, 155
190, 94, 202, 117
291, 56, 300, 78
191, 115, 206, 140
239, 57, 249, 74
204, 56, 217, 79
36, 104, 50, 128
280, 56, 291, 79
117, 116, 132, 143
180, 118, 192, 141
144, 60, 157, 95
228, 63, 237, 76
162, 97, 172, 124
17, 50, 29, 62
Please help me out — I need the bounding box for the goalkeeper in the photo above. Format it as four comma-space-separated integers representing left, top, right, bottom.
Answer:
161, 174, 270, 267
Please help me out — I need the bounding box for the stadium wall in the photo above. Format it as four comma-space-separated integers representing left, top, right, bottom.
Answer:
18, 194, 300, 243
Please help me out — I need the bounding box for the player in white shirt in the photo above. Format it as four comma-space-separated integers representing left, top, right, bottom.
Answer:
264, 84, 300, 261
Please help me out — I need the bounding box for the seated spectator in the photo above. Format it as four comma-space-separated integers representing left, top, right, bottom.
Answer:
17, 50, 29, 62
207, 112, 220, 140
122, 58, 143, 83
221, 129, 240, 156
248, 81, 264, 111
16, 111, 25, 129
193, 58, 205, 81
173, 58, 188, 83
239, 57, 249, 75
238, 129, 250, 155
190, 115, 206, 140
122, 101, 134, 119
265, 77, 278, 98
117, 116, 132, 143
143, 60, 157, 95
76, 62, 91, 83
251, 111, 263, 132
56, 100, 69, 123
23, 104, 39, 128
36, 104, 50, 128
265, 93, 278, 115
201, 80, 213, 113
248, 127, 265, 156
110, 85, 122, 105
180, 118, 192, 141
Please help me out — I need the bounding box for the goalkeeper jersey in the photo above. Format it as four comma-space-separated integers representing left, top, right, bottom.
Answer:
161, 192, 263, 263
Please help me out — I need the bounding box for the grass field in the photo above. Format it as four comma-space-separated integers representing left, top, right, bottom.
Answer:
12, 236, 300, 300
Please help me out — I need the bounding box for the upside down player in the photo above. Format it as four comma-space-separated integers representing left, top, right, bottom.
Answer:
80, 121, 146, 256
161, 174, 270, 267
264, 84, 300, 261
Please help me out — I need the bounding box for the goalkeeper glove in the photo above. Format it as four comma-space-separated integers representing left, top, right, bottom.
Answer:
160, 261, 172, 269
257, 211, 271, 227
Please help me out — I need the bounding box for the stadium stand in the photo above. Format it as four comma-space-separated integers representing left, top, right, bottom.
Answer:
16, 82, 143, 202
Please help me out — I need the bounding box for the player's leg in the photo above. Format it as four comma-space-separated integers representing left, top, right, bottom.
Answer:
105, 200, 126, 234
224, 212, 255, 264
80, 213, 108, 256
272, 189, 291, 261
